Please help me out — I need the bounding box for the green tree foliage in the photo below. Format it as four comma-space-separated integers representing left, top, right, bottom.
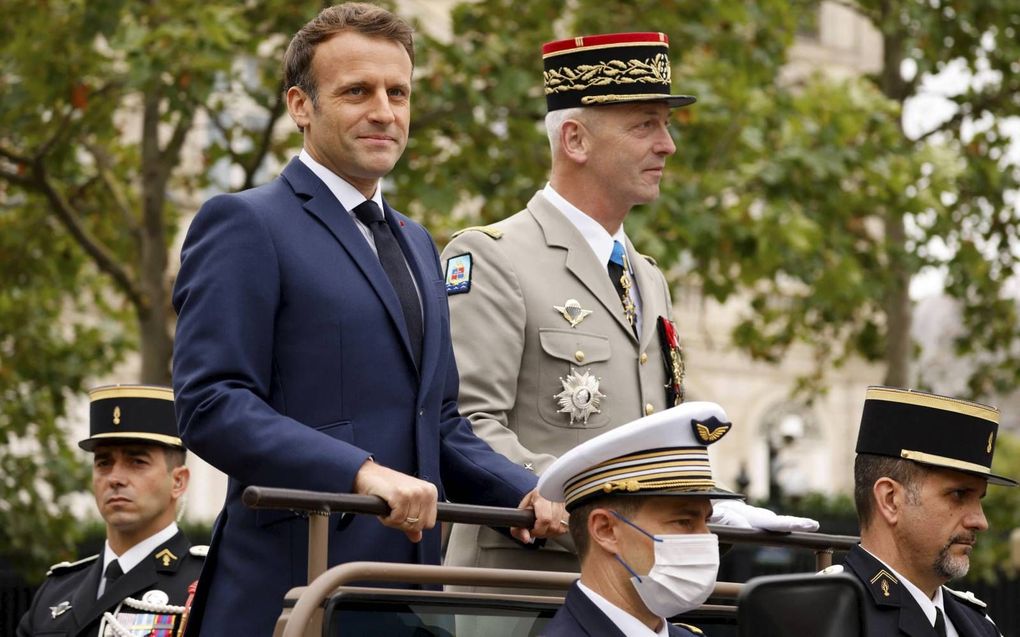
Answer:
395, 0, 1020, 398
0, 0, 320, 581
970, 431, 1020, 581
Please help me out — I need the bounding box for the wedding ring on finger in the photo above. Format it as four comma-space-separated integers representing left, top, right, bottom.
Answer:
404, 516, 420, 524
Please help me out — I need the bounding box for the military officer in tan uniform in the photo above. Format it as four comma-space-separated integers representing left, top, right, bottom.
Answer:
441, 32, 686, 580
441, 32, 816, 584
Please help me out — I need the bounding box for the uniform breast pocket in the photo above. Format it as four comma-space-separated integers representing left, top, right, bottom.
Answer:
537, 328, 612, 429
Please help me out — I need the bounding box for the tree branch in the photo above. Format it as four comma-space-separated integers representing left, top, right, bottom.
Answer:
0, 143, 32, 165
85, 142, 143, 240
0, 164, 33, 188
29, 159, 145, 310
241, 84, 286, 191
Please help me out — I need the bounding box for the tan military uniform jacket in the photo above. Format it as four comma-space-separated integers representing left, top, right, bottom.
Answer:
442, 191, 676, 578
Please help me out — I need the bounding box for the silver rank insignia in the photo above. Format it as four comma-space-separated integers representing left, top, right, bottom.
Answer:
555, 368, 605, 425
50, 601, 71, 618
554, 299, 592, 328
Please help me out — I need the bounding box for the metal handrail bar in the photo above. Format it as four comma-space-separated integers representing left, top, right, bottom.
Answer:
280, 561, 741, 637
242, 485, 860, 558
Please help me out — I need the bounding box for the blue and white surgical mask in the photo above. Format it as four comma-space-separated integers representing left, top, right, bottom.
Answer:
611, 510, 720, 618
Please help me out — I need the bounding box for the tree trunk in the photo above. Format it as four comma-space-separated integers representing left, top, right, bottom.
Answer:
137, 85, 175, 385
878, 5, 913, 387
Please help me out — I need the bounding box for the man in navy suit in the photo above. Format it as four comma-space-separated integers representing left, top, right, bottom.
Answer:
171, 4, 565, 634
825, 386, 1015, 636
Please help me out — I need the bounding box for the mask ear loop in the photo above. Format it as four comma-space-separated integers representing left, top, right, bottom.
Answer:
610, 510, 662, 582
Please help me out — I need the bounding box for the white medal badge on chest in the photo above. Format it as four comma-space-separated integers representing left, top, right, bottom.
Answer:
555, 368, 605, 425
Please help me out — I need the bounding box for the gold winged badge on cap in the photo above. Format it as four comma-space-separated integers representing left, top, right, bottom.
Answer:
693, 418, 731, 444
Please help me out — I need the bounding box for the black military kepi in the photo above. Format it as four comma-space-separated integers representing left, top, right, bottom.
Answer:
542, 31, 696, 112
80, 384, 182, 451
856, 385, 1017, 487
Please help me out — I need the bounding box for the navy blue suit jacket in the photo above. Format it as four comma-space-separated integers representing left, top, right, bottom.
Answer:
172, 158, 537, 635
542, 582, 699, 636
843, 545, 1000, 637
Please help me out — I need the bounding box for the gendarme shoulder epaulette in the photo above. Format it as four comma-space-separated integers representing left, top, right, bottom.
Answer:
450, 226, 503, 240
46, 554, 98, 577
945, 587, 987, 609
675, 622, 704, 635
641, 254, 657, 266
189, 545, 209, 558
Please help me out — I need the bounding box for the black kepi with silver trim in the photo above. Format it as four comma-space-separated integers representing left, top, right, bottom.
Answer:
856, 385, 1017, 487
80, 384, 181, 451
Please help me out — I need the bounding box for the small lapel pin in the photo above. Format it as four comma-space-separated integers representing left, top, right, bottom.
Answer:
50, 600, 71, 618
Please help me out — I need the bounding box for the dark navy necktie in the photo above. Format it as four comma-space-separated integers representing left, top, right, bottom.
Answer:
104, 559, 123, 583
353, 200, 423, 366
934, 608, 947, 637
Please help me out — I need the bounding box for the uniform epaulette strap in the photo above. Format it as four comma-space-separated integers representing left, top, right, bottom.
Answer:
189, 545, 209, 558
675, 622, 704, 635
641, 254, 657, 266
945, 587, 987, 609
46, 554, 98, 577
450, 226, 503, 240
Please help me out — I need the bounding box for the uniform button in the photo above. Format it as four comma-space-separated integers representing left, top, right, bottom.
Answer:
575, 350, 585, 363
418, 409, 424, 418
640, 352, 648, 364
645, 403, 655, 415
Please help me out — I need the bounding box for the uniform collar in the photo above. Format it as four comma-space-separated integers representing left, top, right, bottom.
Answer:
576, 580, 668, 637
543, 183, 629, 271
857, 546, 958, 635
103, 522, 179, 578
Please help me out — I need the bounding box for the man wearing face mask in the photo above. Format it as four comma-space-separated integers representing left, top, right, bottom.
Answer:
537, 402, 742, 636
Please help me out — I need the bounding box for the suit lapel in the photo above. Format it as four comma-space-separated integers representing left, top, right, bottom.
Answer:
845, 546, 936, 637
564, 582, 629, 637
68, 557, 104, 630
528, 192, 636, 338
282, 159, 417, 371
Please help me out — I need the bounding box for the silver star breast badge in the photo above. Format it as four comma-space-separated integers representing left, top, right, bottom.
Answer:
555, 368, 605, 425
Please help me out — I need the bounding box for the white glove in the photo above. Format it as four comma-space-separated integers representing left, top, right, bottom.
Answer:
709, 499, 819, 532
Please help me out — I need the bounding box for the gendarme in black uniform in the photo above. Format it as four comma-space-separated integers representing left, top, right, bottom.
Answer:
16, 384, 206, 637
826, 386, 1015, 637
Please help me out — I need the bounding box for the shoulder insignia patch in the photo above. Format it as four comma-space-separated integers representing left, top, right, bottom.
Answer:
641, 253, 657, 266
189, 545, 209, 558
675, 622, 703, 635
817, 564, 845, 575
445, 253, 473, 295
945, 587, 987, 609
47, 554, 98, 577
450, 225, 503, 240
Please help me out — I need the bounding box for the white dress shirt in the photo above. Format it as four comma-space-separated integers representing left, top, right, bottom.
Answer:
97, 522, 179, 598
577, 580, 669, 637
298, 149, 422, 314
543, 183, 644, 334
